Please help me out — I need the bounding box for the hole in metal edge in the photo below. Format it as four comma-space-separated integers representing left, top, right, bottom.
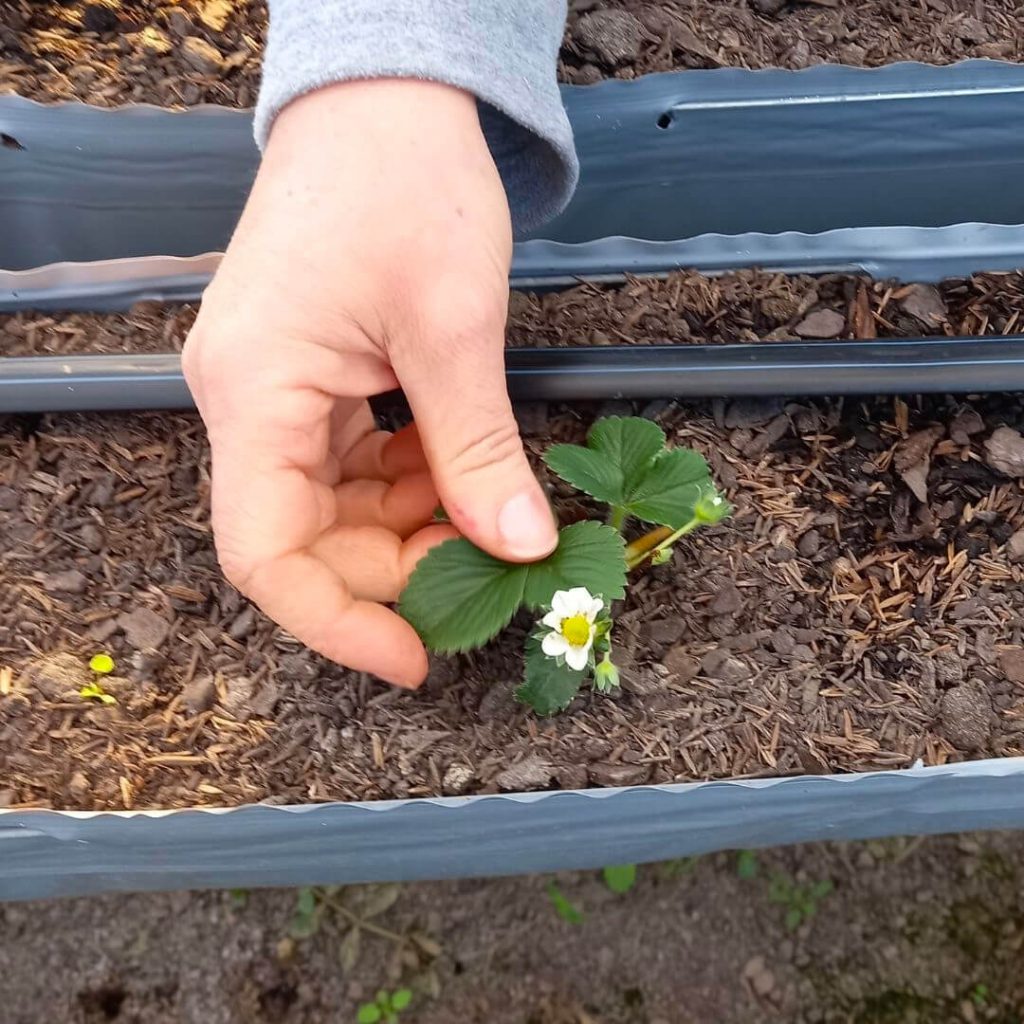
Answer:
656, 111, 674, 130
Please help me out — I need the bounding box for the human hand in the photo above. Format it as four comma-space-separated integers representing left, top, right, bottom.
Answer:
182, 79, 557, 689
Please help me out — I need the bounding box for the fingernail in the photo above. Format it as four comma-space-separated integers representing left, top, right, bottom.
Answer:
498, 490, 558, 559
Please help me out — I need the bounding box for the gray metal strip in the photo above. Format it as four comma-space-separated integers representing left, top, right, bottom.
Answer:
6, 222, 1024, 312
4, 61, 1024, 309
2, 759, 1024, 901
8, 340, 1024, 414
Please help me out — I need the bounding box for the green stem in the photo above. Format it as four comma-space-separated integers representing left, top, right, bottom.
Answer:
609, 505, 627, 532
626, 517, 700, 570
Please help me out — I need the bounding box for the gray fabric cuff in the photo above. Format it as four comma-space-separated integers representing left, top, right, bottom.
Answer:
256, 1, 578, 235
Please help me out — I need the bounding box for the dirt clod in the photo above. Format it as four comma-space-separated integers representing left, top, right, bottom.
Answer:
495, 757, 554, 791
793, 309, 846, 339
182, 674, 217, 714
938, 683, 993, 750
1007, 528, 1024, 563
117, 607, 171, 650
572, 9, 646, 65
998, 648, 1024, 686
984, 427, 1024, 478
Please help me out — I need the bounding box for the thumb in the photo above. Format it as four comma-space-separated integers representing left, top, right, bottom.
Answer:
392, 328, 557, 563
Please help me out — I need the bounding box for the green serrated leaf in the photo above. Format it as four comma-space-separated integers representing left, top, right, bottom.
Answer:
602, 863, 637, 894
357, 1004, 382, 1024
516, 637, 588, 715
544, 443, 624, 504
391, 990, 413, 1012
588, 416, 666, 492
626, 448, 712, 528
521, 521, 627, 609
401, 522, 626, 654
399, 538, 528, 653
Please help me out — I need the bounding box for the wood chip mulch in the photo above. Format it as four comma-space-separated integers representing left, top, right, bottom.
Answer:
4, 269, 1024, 359
2, 0, 1020, 108
3, 295, 1024, 812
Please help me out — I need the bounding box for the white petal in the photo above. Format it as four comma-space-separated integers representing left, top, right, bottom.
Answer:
565, 643, 591, 671
541, 610, 563, 630
542, 632, 570, 659
564, 587, 595, 614
550, 590, 574, 617
586, 596, 605, 621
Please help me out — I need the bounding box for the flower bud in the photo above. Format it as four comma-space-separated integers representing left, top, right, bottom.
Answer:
694, 489, 731, 525
594, 654, 621, 692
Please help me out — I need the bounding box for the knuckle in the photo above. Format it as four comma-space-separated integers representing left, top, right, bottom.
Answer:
447, 420, 524, 479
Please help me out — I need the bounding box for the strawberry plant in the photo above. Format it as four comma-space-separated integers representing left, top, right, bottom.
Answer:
401, 417, 729, 714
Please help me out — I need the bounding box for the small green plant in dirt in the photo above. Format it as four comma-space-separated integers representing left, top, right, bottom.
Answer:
602, 863, 638, 894
284, 885, 441, 997
357, 989, 412, 1024
80, 652, 117, 704
768, 873, 834, 931
401, 417, 729, 714
547, 881, 585, 924
736, 850, 759, 880
968, 982, 990, 1008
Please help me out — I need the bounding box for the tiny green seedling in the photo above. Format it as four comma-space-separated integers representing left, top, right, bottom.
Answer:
602, 864, 638, 894
767, 873, 834, 931
968, 983, 990, 1008
357, 989, 412, 1024
401, 417, 729, 714
547, 881, 585, 924
81, 652, 117, 704
736, 850, 759, 880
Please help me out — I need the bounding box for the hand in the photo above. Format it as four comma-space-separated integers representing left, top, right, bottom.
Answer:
182, 80, 557, 689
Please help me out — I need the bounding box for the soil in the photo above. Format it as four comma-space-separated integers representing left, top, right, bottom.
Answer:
4, 270, 1024, 360
4, 287, 1024, 811
3, 833, 1024, 1023
2, 0, 1021, 108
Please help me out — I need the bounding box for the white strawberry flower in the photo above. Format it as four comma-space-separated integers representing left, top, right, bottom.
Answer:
540, 587, 605, 671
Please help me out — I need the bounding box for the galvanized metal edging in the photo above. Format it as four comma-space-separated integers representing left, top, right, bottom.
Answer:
2, 758, 1024, 901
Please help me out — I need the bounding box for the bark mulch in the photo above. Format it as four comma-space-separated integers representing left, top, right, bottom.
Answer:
2, 0, 1019, 108
4, 269, 1024, 358
4, 294, 1024, 812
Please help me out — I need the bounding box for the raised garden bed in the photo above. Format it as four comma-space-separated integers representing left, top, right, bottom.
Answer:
7, 60, 1024, 308
6, 4, 1024, 902
3, 296, 1024, 814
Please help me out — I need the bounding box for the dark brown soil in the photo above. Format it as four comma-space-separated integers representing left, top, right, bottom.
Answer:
3, 833, 1024, 1023
4, 289, 1024, 811
560, 0, 1024, 83
507, 271, 1024, 347
2, 0, 1020, 108
4, 270, 1024, 360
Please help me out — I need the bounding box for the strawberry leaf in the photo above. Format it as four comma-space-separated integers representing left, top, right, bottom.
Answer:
400, 522, 627, 654
544, 416, 714, 530
587, 416, 666, 492
521, 521, 626, 610
398, 539, 529, 654
515, 636, 589, 716
625, 448, 712, 528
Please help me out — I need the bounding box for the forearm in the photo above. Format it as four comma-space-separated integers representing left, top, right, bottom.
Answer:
256, 0, 577, 234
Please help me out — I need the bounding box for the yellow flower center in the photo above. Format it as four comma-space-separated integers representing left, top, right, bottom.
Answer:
559, 614, 591, 647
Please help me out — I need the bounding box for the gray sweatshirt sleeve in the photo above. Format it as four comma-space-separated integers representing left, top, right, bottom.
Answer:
255, 1, 578, 236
